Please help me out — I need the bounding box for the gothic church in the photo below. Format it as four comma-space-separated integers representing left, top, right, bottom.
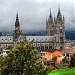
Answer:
0, 8, 65, 54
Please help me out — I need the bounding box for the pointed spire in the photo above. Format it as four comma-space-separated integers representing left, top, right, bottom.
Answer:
54, 16, 56, 21
14, 12, 20, 37
16, 12, 18, 19
58, 5, 61, 14
15, 12, 20, 26
48, 8, 53, 23
49, 8, 52, 18
46, 19, 48, 26
57, 5, 61, 18
63, 15, 65, 21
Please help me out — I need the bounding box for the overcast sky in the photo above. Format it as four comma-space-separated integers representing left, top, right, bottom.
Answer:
0, 0, 74, 32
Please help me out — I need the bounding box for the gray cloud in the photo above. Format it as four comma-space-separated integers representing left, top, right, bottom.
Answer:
0, 0, 74, 32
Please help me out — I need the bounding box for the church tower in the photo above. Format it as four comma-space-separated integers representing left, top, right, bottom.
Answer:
14, 12, 20, 38
46, 7, 65, 50
54, 7, 65, 50
46, 9, 55, 36
15, 13, 20, 36
13, 13, 21, 47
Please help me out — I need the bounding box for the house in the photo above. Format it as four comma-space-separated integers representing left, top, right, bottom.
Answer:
62, 49, 75, 64
41, 49, 62, 64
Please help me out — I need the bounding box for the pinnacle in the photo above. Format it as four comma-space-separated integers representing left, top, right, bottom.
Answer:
50, 8, 52, 17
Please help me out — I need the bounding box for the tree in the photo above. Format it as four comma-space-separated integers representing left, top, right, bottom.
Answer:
0, 56, 9, 75
70, 54, 75, 67
0, 41, 47, 75
6, 44, 13, 50
0, 50, 16, 75
52, 56, 57, 63
52, 56, 57, 69
62, 56, 67, 64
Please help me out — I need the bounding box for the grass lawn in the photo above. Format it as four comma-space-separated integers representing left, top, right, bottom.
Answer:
47, 68, 75, 75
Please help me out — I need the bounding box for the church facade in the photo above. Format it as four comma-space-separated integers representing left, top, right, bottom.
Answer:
46, 8, 65, 50
0, 8, 65, 55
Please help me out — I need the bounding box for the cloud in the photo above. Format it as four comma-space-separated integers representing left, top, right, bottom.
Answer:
0, 0, 74, 32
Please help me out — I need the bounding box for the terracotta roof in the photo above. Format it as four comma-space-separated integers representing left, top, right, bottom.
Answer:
43, 49, 61, 53
62, 49, 75, 54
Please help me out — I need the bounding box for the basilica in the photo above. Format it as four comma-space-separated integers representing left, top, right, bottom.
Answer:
0, 8, 65, 54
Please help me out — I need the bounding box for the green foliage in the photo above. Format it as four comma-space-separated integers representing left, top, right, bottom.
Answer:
62, 56, 67, 64
6, 44, 13, 50
70, 53, 75, 67
52, 56, 57, 63
0, 41, 47, 75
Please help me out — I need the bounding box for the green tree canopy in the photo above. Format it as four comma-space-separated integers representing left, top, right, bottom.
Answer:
0, 41, 47, 75
70, 53, 75, 67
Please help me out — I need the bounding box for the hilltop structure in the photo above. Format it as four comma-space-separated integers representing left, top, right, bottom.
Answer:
0, 8, 66, 56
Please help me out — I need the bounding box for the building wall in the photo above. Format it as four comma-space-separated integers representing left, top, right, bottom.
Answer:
41, 50, 62, 64
0, 36, 13, 43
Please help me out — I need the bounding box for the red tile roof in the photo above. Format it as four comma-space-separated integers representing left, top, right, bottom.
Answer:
62, 49, 75, 54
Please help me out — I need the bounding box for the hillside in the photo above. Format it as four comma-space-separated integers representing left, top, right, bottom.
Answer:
25, 30, 75, 40
0, 30, 75, 40
65, 30, 75, 40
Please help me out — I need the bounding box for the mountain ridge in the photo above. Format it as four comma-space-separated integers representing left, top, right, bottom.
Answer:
0, 30, 75, 40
